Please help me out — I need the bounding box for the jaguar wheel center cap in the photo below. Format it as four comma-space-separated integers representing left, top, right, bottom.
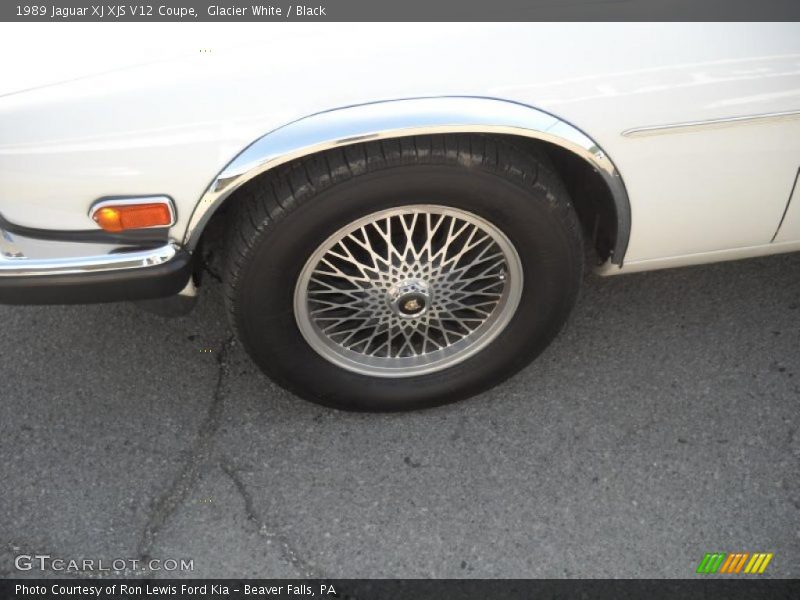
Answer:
387, 279, 432, 318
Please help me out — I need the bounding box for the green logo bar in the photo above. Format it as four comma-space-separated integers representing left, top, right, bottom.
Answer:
697, 553, 726, 574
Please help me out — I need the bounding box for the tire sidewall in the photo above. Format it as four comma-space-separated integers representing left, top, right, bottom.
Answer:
233, 164, 581, 410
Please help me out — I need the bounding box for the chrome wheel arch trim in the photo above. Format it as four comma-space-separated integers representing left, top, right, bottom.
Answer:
183, 96, 631, 265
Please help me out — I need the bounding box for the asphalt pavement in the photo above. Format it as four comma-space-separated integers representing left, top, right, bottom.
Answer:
1, 252, 798, 579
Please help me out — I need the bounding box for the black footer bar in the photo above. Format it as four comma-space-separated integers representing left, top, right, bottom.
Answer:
2, 578, 799, 600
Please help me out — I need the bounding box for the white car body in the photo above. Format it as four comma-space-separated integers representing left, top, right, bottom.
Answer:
1, 22, 799, 276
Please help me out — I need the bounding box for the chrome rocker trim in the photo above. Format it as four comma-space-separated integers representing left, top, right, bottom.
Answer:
184, 97, 632, 265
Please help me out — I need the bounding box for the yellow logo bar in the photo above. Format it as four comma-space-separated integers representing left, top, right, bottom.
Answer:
744, 553, 773, 574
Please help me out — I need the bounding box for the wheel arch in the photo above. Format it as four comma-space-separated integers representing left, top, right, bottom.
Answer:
184, 96, 631, 266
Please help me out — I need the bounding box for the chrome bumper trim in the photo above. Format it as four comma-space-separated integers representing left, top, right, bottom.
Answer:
0, 226, 181, 278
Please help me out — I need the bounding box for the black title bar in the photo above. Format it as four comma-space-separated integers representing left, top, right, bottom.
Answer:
3, 0, 800, 22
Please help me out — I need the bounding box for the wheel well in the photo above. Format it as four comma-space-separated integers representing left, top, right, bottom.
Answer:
196, 133, 620, 270
525, 138, 620, 264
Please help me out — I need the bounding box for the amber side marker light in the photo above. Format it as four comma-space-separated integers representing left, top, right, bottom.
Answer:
92, 202, 173, 232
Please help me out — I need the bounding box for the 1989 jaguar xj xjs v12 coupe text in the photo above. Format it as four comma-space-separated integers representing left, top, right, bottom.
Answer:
1, 23, 799, 410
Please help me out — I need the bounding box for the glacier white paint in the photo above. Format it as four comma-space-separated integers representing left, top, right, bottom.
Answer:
0, 23, 799, 273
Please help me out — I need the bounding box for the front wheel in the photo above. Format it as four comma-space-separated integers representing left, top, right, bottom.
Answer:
224, 135, 583, 411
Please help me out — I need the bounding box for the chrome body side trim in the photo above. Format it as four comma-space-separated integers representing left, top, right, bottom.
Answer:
0, 220, 180, 277
621, 110, 800, 138
89, 195, 177, 229
184, 97, 632, 265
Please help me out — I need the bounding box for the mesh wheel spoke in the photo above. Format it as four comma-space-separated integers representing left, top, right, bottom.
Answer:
294, 205, 523, 377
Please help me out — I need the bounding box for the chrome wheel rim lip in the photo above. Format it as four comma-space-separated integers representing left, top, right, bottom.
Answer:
293, 205, 523, 378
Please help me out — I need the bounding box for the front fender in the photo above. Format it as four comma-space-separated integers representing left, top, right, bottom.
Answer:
183, 96, 631, 264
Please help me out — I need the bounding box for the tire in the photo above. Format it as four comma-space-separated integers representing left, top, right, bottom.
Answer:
224, 134, 583, 411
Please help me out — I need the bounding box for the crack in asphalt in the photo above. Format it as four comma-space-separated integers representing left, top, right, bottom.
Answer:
220, 459, 323, 578
133, 330, 322, 579
136, 334, 235, 565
